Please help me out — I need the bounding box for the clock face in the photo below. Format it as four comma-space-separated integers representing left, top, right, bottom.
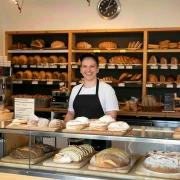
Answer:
97, 0, 121, 20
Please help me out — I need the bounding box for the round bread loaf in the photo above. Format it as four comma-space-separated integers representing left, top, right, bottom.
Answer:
108, 121, 129, 131
51, 40, 65, 48
76, 42, 92, 49
99, 42, 117, 49
98, 56, 107, 64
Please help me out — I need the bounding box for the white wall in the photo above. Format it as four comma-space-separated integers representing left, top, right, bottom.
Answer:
1, 0, 180, 54
0, 1, 3, 55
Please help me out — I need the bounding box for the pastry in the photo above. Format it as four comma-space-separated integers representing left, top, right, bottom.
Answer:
99, 42, 117, 49
53, 152, 72, 163
15, 71, 24, 79
33, 55, 41, 65
75, 117, 89, 123
31, 39, 45, 49
58, 56, 67, 63
27, 56, 34, 64
11, 56, 19, 64
98, 56, 107, 64
51, 40, 66, 48
76, 42, 92, 49
49, 119, 65, 129
89, 120, 108, 131
48, 55, 58, 63
90, 147, 131, 168
45, 71, 53, 79
37, 118, 50, 127
18, 55, 28, 65
52, 71, 61, 79
23, 70, 33, 79
12, 119, 28, 125
66, 120, 89, 130
39, 70, 46, 79
99, 115, 115, 124
148, 44, 159, 49
108, 121, 130, 131
27, 119, 38, 126
32, 71, 39, 79
41, 56, 48, 64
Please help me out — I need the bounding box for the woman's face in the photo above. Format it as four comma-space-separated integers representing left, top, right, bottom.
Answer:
80, 57, 99, 81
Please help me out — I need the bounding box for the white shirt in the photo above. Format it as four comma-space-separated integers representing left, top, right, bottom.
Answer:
68, 81, 119, 113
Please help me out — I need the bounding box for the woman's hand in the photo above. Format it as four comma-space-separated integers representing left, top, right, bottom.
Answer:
105, 111, 118, 119
64, 111, 75, 124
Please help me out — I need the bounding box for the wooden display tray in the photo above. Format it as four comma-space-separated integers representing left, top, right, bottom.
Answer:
62, 127, 132, 136
0, 119, 12, 128
5, 124, 61, 132
43, 155, 93, 169
88, 154, 140, 174
0, 150, 58, 165
173, 128, 180, 138
135, 157, 180, 179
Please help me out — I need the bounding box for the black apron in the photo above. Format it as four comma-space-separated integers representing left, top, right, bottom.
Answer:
73, 79, 111, 151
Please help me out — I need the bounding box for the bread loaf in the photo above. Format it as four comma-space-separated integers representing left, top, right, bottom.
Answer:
149, 74, 158, 83
76, 42, 92, 49
23, 70, 33, 79
99, 42, 117, 49
90, 148, 130, 168
15, 71, 23, 79
33, 55, 41, 65
48, 55, 58, 63
45, 71, 53, 79
32, 71, 39, 79
166, 76, 175, 82
159, 75, 165, 82
119, 73, 129, 82
176, 75, 180, 83
160, 57, 167, 64
39, 70, 46, 79
51, 40, 65, 48
27, 56, 34, 64
98, 56, 107, 64
52, 71, 61, 79
18, 55, 28, 65
148, 55, 157, 64
41, 56, 48, 64
171, 57, 179, 64
31, 39, 45, 49
12, 56, 19, 64
58, 56, 67, 63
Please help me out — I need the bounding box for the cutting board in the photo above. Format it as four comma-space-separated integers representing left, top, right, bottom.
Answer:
1, 150, 58, 165
43, 155, 92, 169
5, 124, 61, 132
62, 127, 132, 136
88, 154, 140, 174
173, 128, 180, 139
135, 157, 180, 179
0, 119, 12, 128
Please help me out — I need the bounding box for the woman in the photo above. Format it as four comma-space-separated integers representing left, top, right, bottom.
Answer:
64, 53, 119, 150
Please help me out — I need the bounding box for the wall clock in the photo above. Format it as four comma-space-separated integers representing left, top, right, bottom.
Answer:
97, 0, 121, 20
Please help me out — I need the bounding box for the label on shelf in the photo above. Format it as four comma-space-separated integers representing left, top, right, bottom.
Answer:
14, 65, 20, 68
171, 65, 178, 69
59, 82, 65, 86
44, 64, 49, 68
160, 65, 168, 69
13, 81, 18, 84
30, 65, 36, 68
118, 65, 124, 69
150, 66, 158, 69
21, 65, 27, 68
118, 83, 125, 87
119, 49, 126, 53
94, 50, 101, 53
32, 81, 38, 84
47, 81, 53, 85
37, 65, 44, 68
99, 65, 105, 69
147, 49, 154, 52
71, 82, 76, 86
49, 65, 57, 68
146, 84, 153, 87
72, 65, 78, 68
176, 84, 180, 88
14, 98, 35, 119
60, 65, 66, 68
126, 65, 132, 69
17, 80, 23, 84
166, 84, 173, 88
108, 65, 115, 69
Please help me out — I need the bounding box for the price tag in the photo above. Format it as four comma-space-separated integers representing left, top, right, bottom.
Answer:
59, 82, 65, 86
171, 65, 178, 69
150, 66, 158, 69
166, 84, 173, 88
108, 65, 115, 69
17, 80, 23, 84
14, 98, 35, 119
126, 65, 132, 69
94, 50, 101, 53
71, 82, 76, 86
13, 81, 18, 84
72, 50, 75, 53
47, 81, 53, 85
118, 65, 124, 69
176, 84, 180, 88
147, 49, 154, 52
118, 83, 125, 87
146, 84, 153, 87
21, 65, 27, 68
14, 65, 20, 68
72, 65, 78, 68
99, 65, 105, 69
49, 65, 57, 68
160, 65, 168, 69
30, 65, 36, 68
32, 81, 38, 84
37, 65, 44, 68
43, 64, 49, 68
120, 49, 126, 53
60, 65, 66, 68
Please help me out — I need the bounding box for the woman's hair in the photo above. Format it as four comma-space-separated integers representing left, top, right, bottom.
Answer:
79, 53, 99, 66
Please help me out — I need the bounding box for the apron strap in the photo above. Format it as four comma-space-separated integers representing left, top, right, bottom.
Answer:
96, 79, 99, 95
77, 84, 83, 95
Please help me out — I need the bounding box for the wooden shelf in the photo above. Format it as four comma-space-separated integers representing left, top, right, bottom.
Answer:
72, 49, 143, 53
147, 49, 180, 53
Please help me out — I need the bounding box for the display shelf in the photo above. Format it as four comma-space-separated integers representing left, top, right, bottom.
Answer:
13, 64, 68, 69
72, 49, 143, 53
147, 64, 180, 69
8, 49, 68, 53
147, 49, 180, 53
12, 80, 66, 86
146, 83, 180, 88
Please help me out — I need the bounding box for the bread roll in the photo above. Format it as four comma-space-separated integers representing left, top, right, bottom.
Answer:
48, 55, 58, 63
90, 148, 130, 168
160, 57, 167, 64
38, 118, 50, 127
23, 70, 33, 79
15, 71, 24, 79
39, 70, 46, 79
41, 56, 48, 64
59, 72, 68, 81
49, 119, 65, 129
33, 55, 41, 65
160, 75, 165, 82
27, 56, 34, 65
149, 74, 158, 83
58, 56, 67, 63
148, 55, 157, 64
18, 55, 28, 65
51, 40, 65, 48
32, 71, 39, 79
166, 76, 175, 82
31, 39, 45, 49
176, 75, 180, 83
171, 57, 179, 64
12, 56, 19, 64
11, 42, 27, 50
98, 56, 107, 64
52, 71, 61, 79
99, 42, 117, 49
76, 42, 92, 49
45, 71, 53, 79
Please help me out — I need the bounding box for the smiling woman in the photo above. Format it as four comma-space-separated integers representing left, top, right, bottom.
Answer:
64, 53, 119, 150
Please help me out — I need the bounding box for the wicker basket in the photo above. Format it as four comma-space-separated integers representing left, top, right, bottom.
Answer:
141, 106, 162, 112
35, 98, 51, 108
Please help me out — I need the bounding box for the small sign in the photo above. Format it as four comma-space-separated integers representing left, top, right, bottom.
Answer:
126, 65, 132, 69
94, 50, 101, 53
150, 66, 158, 69
59, 82, 65, 86
47, 81, 53, 85
71, 82, 76, 86
171, 65, 178, 69
60, 65, 66, 68
146, 84, 153, 87
99, 65, 105, 69
17, 80, 23, 84
147, 49, 154, 52
118, 83, 125, 87
120, 49, 126, 53
160, 65, 168, 69
14, 65, 20, 68
49, 65, 57, 68
30, 65, 36, 68
21, 65, 27, 68
15, 98, 35, 119
37, 65, 44, 68
166, 84, 173, 88
164, 93, 174, 111
72, 65, 78, 68
108, 65, 115, 69
32, 81, 38, 84
118, 65, 124, 69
